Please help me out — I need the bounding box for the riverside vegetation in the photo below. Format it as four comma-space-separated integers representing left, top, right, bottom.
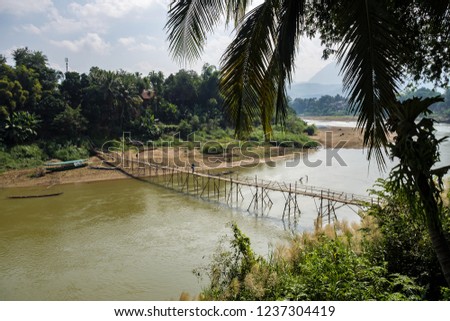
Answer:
194, 179, 450, 301
165, 0, 450, 300
291, 88, 450, 120
0, 48, 316, 173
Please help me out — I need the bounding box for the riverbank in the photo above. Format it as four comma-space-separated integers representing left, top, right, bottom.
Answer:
0, 146, 293, 188
0, 124, 368, 188
304, 116, 395, 149
311, 126, 364, 149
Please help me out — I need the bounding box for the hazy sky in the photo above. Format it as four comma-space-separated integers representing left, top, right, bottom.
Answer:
0, 0, 332, 83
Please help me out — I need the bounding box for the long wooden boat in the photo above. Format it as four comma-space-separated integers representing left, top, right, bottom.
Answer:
88, 165, 118, 170
8, 192, 63, 199
45, 159, 88, 172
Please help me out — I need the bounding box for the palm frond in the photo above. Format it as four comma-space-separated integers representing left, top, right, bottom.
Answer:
336, 0, 405, 168
220, 1, 277, 138
273, 0, 306, 123
225, 0, 251, 26
276, 0, 305, 83
166, 0, 225, 64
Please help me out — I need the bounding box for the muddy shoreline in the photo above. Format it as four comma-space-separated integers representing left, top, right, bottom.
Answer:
0, 125, 366, 189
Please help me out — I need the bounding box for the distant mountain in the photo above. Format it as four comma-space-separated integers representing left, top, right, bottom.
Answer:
308, 62, 342, 84
287, 62, 343, 99
287, 82, 343, 99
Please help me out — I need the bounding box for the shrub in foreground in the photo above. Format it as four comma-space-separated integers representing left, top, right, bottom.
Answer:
196, 221, 424, 301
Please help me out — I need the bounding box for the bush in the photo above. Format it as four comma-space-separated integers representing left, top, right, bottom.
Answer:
202, 141, 224, 154
0, 150, 15, 172
367, 179, 449, 299
10, 144, 46, 160
52, 144, 89, 161
303, 125, 316, 136
196, 222, 424, 301
0, 144, 46, 172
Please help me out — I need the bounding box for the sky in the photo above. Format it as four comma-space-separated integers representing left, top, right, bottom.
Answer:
0, 0, 332, 83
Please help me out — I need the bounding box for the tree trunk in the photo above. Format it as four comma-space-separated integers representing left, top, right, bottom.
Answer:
427, 223, 450, 286
417, 173, 450, 286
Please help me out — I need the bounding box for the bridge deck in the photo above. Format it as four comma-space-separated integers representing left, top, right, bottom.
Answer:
125, 159, 378, 207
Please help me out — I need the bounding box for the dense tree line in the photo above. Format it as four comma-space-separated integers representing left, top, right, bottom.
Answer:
291, 88, 450, 120
290, 95, 350, 116
0, 48, 225, 148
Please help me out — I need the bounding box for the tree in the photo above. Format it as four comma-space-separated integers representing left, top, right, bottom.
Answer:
388, 97, 450, 286
60, 71, 85, 108
82, 68, 141, 137
198, 64, 223, 119
3, 111, 40, 145
166, 0, 450, 285
53, 106, 87, 139
12, 47, 59, 92
163, 69, 200, 117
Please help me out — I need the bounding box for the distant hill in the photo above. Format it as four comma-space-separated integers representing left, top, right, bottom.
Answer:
287, 82, 343, 99
308, 62, 342, 84
287, 62, 343, 99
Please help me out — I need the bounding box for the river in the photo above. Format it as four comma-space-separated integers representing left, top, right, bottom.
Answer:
1, 121, 449, 300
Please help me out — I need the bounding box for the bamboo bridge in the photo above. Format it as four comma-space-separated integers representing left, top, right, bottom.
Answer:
99, 151, 380, 229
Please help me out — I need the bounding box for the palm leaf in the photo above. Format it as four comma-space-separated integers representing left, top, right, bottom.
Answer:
273, 0, 306, 123
225, 0, 251, 26
166, 0, 225, 64
220, 1, 278, 138
336, 0, 405, 168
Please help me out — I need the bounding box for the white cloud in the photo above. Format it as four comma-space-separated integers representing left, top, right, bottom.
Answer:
118, 36, 158, 52
43, 7, 86, 34
51, 33, 111, 54
133, 43, 156, 52
201, 32, 234, 67
69, 0, 167, 19
21, 24, 42, 35
118, 37, 136, 46
0, 0, 53, 15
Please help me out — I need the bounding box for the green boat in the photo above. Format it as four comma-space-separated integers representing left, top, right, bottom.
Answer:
45, 159, 88, 172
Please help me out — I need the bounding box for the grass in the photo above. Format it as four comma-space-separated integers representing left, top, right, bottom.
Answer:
196, 220, 425, 301
0, 145, 45, 173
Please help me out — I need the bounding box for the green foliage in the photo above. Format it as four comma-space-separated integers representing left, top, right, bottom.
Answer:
291, 95, 350, 116
53, 106, 88, 139
202, 141, 224, 154
304, 125, 316, 136
154, 100, 180, 123
178, 119, 193, 140
0, 47, 317, 170
51, 144, 89, 161
133, 109, 161, 140
3, 111, 40, 145
399, 87, 450, 122
10, 144, 45, 159
282, 237, 420, 301
388, 97, 448, 225
0, 144, 45, 172
197, 222, 424, 301
368, 179, 448, 299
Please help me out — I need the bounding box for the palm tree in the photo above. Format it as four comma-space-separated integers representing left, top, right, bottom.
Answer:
166, 0, 450, 285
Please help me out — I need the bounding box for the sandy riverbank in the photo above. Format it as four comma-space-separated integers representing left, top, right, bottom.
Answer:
0, 147, 293, 189
311, 126, 365, 149
0, 125, 367, 188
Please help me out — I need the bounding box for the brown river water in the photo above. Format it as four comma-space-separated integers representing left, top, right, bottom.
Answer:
1, 122, 449, 300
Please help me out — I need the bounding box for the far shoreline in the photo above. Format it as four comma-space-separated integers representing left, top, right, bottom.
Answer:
0, 124, 367, 189
301, 115, 358, 122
